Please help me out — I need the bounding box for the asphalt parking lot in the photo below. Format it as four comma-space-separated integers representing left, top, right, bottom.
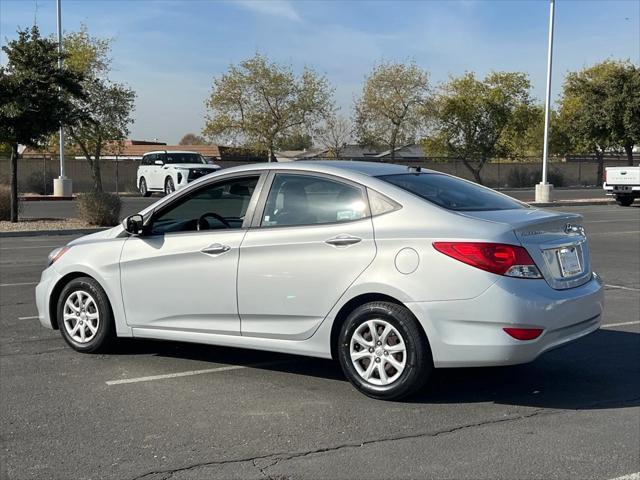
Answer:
1, 204, 638, 480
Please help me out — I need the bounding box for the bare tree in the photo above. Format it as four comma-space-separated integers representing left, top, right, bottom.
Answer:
316, 115, 352, 158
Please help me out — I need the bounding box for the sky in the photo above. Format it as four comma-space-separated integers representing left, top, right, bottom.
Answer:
1, 0, 639, 144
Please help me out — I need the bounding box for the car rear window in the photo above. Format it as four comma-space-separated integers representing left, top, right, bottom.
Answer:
377, 173, 527, 211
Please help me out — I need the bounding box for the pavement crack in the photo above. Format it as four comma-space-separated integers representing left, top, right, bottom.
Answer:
129, 408, 552, 480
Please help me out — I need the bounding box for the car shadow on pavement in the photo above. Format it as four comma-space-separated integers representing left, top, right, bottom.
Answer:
108, 328, 639, 410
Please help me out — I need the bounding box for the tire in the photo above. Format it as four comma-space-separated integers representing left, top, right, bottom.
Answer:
615, 195, 634, 207
139, 177, 151, 197
338, 302, 432, 400
165, 176, 175, 195
56, 277, 116, 353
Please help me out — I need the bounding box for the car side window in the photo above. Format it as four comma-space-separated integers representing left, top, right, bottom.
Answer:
150, 176, 259, 235
261, 174, 368, 227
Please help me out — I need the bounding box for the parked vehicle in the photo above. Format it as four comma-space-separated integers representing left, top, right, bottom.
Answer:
36, 162, 603, 400
603, 165, 640, 206
136, 150, 221, 196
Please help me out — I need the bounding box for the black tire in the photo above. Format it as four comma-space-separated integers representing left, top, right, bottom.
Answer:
165, 177, 175, 195
615, 195, 634, 207
338, 301, 432, 400
139, 177, 151, 197
56, 277, 116, 353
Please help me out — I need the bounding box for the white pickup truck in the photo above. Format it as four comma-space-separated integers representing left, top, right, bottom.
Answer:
603, 165, 640, 206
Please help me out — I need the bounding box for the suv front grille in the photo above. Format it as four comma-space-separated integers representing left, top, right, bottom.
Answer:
188, 169, 212, 181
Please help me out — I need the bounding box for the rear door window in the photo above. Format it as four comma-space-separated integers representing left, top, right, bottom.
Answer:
378, 173, 527, 211
261, 174, 369, 227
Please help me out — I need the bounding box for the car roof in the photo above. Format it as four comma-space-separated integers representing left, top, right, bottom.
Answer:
218, 160, 436, 179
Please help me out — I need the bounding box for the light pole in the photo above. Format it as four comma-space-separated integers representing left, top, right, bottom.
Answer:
535, 0, 555, 203
53, 0, 72, 197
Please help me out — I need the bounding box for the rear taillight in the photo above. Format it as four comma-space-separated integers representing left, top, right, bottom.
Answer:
604, 169, 607, 184
503, 327, 544, 340
433, 242, 542, 278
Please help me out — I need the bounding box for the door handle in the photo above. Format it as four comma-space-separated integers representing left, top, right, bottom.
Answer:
201, 243, 231, 255
325, 234, 362, 247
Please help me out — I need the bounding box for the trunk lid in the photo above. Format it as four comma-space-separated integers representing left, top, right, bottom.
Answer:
459, 208, 592, 290
606, 166, 640, 186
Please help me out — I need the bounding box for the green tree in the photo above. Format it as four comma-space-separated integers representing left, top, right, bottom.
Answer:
277, 130, 313, 151
204, 54, 333, 161
62, 27, 135, 192
423, 71, 533, 184
179, 133, 207, 145
0, 26, 84, 221
559, 60, 640, 182
354, 61, 430, 161
316, 114, 352, 158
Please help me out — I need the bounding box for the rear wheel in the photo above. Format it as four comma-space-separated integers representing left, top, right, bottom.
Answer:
139, 177, 151, 197
615, 195, 634, 207
338, 301, 432, 400
57, 277, 116, 353
165, 177, 175, 195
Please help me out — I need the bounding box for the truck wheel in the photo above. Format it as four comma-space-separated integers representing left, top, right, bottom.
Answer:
615, 195, 634, 207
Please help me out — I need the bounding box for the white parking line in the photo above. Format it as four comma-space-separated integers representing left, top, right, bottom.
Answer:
589, 230, 640, 236
18, 316, 39, 320
605, 284, 640, 292
608, 473, 639, 480
602, 321, 640, 328
106, 360, 289, 386
0, 282, 37, 287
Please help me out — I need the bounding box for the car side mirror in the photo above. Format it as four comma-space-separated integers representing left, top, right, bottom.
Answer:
154, 159, 164, 165
123, 214, 144, 235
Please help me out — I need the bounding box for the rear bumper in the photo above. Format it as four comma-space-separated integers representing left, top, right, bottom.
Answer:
407, 272, 604, 368
603, 184, 640, 195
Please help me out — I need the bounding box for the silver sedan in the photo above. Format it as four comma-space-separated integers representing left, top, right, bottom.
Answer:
36, 161, 603, 400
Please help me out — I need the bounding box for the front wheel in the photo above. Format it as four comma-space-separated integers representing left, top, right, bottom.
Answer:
57, 277, 116, 353
165, 177, 175, 195
615, 195, 634, 207
338, 302, 432, 400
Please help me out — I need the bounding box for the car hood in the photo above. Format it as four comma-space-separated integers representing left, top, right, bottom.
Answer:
68, 226, 124, 247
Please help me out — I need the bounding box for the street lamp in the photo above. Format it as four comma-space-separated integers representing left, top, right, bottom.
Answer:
535, 0, 556, 203
52, 0, 72, 197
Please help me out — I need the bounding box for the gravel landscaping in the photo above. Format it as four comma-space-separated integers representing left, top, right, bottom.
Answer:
0, 218, 96, 232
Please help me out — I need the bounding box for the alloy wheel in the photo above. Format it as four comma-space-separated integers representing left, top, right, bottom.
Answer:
63, 290, 100, 344
349, 319, 407, 386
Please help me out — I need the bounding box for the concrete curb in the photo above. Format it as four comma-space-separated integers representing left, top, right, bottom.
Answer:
529, 199, 615, 207
0, 228, 107, 238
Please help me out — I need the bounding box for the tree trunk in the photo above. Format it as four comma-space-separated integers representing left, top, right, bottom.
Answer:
460, 157, 484, 185
595, 149, 605, 186
92, 144, 103, 193
10, 143, 19, 222
624, 143, 634, 166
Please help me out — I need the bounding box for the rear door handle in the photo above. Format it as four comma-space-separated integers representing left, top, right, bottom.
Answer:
201, 243, 230, 255
325, 234, 362, 247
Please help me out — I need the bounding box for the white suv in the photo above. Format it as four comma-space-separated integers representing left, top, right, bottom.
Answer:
137, 151, 221, 196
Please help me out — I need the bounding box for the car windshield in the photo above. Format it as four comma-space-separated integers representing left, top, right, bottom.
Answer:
164, 153, 206, 165
377, 173, 527, 211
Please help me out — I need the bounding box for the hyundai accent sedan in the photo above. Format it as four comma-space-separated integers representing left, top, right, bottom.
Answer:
36, 161, 604, 400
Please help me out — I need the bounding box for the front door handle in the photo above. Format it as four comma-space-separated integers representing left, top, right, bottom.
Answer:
201, 243, 230, 255
325, 234, 362, 247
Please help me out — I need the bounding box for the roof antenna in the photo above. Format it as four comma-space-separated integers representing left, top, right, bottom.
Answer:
408, 165, 422, 173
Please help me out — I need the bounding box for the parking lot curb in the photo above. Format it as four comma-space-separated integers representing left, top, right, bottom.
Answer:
0, 227, 107, 238
530, 199, 615, 207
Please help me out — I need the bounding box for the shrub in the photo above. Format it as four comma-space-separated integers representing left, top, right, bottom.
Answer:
77, 192, 121, 226
24, 170, 56, 195
506, 167, 534, 188
0, 186, 21, 221
506, 167, 566, 188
